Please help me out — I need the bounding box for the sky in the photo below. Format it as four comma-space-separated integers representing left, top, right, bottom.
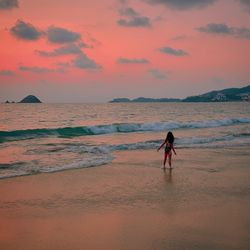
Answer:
0, 0, 250, 103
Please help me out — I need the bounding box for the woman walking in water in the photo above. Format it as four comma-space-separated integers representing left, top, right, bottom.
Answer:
157, 131, 176, 169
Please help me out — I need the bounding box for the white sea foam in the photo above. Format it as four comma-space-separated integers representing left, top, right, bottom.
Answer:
0, 153, 114, 179
1, 132, 249, 179
65, 133, 250, 154
1, 117, 250, 143
41, 153, 114, 173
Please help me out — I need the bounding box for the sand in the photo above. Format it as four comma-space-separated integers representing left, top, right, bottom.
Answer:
0, 147, 250, 250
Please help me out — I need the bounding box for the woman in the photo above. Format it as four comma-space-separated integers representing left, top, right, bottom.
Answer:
157, 131, 176, 169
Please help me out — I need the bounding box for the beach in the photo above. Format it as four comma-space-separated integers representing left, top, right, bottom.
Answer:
1, 147, 250, 250
1, 0, 250, 248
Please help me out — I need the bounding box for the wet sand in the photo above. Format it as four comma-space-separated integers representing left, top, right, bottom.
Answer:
0, 148, 250, 250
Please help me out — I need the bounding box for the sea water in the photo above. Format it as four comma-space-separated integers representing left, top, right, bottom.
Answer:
0, 102, 249, 179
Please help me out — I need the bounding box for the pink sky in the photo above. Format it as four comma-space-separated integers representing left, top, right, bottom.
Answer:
0, 0, 250, 102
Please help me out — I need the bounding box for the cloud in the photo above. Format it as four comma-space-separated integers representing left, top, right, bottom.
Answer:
117, 7, 151, 27
0, 0, 18, 10
237, 0, 250, 11
148, 68, 168, 79
117, 57, 150, 64
78, 42, 89, 48
159, 46, 189, 56
238, 0, 250, 5
0, 69, 15, 76
170, 34, 187, 41
197, 23, 250, 39
120, 7, 138, 16
10, 21, 86, 45
36, 39, 101, 71
118, 0, 128, 3
47, 26, 81, 43
57, 62, 71, 67
36, 43, 83, 57
117, 17, 151, 27
10, 20, 43, 41
144, 0, 217, 10
197, 23, 233, 34
19, 66, 53, 74
19, 65, 67, 74
72, 53, 101, 70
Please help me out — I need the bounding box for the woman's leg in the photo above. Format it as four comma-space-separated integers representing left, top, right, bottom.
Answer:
163, 152, 168, 168
168, 153, 172, 168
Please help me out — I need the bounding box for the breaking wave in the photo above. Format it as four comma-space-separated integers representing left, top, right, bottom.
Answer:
1, 117, 250, 143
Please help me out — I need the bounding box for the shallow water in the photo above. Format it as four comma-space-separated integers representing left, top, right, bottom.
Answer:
0, 102, 249, 178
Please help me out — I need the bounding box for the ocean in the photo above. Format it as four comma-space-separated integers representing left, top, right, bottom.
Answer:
0, 102, 249, 179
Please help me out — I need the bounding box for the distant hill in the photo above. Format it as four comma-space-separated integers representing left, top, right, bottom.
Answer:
110, 98, 131, 103
182, 85, 250, 102
110, 97, 181, 103
109, 85, 250, 103
19, 95, 42, 103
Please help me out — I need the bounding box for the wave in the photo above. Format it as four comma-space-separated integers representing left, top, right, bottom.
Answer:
1, 117, 250, 143
1, 133, 250, 179
0, 162, 26, 169
63, 133, 250, 154
0, 153, 114, 179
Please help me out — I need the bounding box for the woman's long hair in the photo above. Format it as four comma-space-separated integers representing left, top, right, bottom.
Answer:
166, 131, 174, 144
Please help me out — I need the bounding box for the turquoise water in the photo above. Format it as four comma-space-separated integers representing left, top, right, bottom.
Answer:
0, 102, 249, 178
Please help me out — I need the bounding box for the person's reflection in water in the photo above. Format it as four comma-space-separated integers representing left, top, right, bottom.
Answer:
163, 168, 173, 184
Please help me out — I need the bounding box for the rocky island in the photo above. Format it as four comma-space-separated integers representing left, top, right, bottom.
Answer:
19, 95, 42, 103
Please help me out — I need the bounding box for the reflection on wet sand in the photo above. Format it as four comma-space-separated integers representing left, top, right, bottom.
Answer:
163, 168, 173, 184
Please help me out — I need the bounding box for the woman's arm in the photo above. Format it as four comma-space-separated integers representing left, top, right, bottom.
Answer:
171, 144, 177, 155
157, 140, 166, 151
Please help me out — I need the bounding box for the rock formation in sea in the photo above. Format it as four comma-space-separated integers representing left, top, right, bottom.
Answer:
19, 95, 42, 103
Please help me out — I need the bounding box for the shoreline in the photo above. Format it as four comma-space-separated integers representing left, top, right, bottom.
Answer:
1, 147, 250, 249
0, 145, 250, 181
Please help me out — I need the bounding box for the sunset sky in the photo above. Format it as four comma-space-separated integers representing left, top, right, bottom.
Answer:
0, 0, 250, 102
